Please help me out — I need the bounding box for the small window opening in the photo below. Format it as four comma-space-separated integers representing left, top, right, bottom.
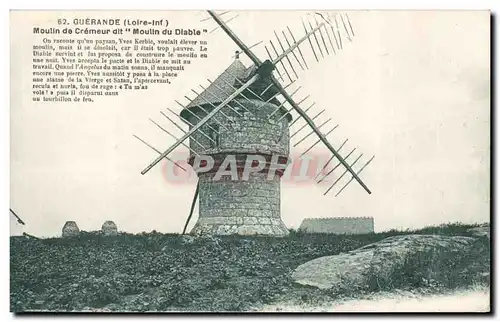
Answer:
210, 124, 220, 148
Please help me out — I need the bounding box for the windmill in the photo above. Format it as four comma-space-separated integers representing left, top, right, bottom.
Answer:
135, 10, 374, 236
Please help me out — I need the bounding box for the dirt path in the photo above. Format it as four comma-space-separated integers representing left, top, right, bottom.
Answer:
256, 287, 490, 313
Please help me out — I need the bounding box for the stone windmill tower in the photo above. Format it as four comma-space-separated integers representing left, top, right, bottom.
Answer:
179, 60, 292, 235
136, 11, 374, 236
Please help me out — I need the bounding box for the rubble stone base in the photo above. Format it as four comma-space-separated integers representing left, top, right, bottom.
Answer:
191, 216, 289, 236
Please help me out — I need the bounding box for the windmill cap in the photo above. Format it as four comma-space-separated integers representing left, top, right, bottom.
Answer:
180, 60, 292, 122
183, 60, 247, 111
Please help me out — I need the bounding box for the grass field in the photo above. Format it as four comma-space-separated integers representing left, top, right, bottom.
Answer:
10, 223, 490, 312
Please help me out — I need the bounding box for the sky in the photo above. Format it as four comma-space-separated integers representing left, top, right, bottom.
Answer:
10, 10, 490, 237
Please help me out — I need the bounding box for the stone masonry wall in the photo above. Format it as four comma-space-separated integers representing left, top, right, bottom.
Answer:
198, 172, 280, 218
185, 99, 290, 157
187, 98, 290, 236
191, 171, 288, 236
299, 217, 374, 235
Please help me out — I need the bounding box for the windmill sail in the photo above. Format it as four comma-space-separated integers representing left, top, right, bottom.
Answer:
204, 11, 372, 194
141, 73, 261, 175
138, 10, 373, 198
10, 209, 25, 225
269, 75, 372, 195
207, 11, 262, 66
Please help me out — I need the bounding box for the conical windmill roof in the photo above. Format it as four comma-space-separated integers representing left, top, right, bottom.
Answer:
180, 59, 291, 122
186, 59, 248, 109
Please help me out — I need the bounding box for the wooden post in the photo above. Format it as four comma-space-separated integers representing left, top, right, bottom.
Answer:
183, 182, 199, 234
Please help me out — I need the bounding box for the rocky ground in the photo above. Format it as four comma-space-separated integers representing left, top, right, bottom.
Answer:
10, 223, 490, 312
255, 286, 490, 312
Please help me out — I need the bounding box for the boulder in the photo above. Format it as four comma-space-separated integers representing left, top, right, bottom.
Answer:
292, 234, 476, 290
467, 226, 490, 238
101, 220, 118, 236
62, 221, 80, 237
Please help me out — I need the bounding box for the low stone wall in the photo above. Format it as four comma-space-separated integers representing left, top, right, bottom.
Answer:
299, 217, 374, 235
